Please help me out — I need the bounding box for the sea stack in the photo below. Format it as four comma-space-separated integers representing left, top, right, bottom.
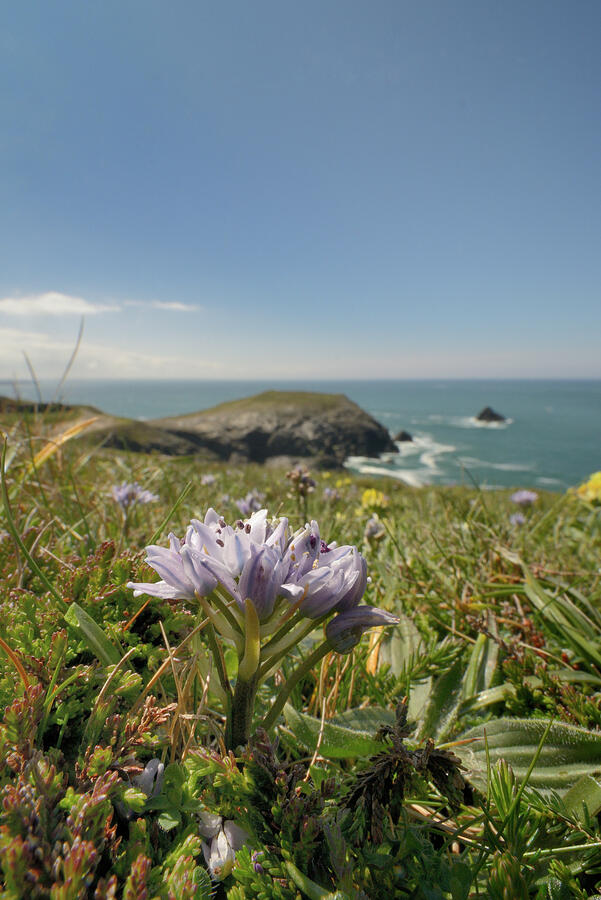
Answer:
476, 406, 506, 423
394, 430, 413, 442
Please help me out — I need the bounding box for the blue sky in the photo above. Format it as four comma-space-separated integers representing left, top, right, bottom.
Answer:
1, 1, 600, 380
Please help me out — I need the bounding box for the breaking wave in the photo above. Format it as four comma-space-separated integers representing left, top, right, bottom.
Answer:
345, 433, 456, 487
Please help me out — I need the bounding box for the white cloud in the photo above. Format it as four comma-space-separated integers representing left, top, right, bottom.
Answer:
0, 292, 118, 316
0, 326, 220, 381
123, 300, 198, 312
151, 300, 197, 311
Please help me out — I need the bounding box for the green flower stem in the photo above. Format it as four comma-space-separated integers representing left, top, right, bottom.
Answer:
191, 630, 227, 705
211, 588, 245, 635
195, 592, 244, 654
259, 608, 305, 647
238, 598, 261, 681
260, 641, 332, 733
258, 616, 328, 681
226, 671, 259, 750
205, 622, 233, 701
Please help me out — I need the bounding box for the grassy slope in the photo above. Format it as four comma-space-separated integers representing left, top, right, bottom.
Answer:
151, 390, 351, 421
1, 413, 601, 897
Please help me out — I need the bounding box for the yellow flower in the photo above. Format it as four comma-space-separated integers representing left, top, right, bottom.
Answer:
360, 488, 389, 511
335, 477, 352, 488
574, 471, 601, 503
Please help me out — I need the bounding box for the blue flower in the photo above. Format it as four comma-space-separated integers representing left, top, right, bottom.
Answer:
128, 508, 382, 627
510, 490, 538, 507
111, 482, 158, 510
326, 606, 400, 654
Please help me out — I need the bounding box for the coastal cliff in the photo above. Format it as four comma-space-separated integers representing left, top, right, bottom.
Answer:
147, 391, 395, 467
2, 391, 395, 469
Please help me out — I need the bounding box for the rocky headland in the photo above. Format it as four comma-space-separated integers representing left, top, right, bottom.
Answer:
146, 391, 396, 468
3, 391, 396, 469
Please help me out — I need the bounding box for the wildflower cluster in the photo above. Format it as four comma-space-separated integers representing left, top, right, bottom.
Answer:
360, 488, 389, 512
111, 481, 158, 510
286, 465, 316, 498
574, 471, 601, 504
235, 489, 265, 517
510, 489, 538, 507
128, 507, 398, 748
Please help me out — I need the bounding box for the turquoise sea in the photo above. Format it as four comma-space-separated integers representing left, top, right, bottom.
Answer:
18, 379, 601, 491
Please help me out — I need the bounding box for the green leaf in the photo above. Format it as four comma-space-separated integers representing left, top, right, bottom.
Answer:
64, 602, 121, 666
122, 786, 147, 814
449, 861, 472, 900
522, 571, 601, 670
158, 809, 182, 831
462, 623, 498, 701
456, 718, 601, 792
461, 683, 517, 713
417, 656, 464, 743
284, 861, 348, 900
378, 612, 432, 720
332, 706, 396, 731
283, 704, 390, 759
561, 774, 601, 821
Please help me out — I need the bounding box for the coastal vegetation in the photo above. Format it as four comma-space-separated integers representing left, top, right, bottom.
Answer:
1, 405, 601, 898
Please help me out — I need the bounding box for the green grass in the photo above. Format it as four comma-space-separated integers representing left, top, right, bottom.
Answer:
155, 389, 351, 419
1, 411, 601, 899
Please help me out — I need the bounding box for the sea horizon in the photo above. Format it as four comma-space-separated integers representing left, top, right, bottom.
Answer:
3, 377, 599, 492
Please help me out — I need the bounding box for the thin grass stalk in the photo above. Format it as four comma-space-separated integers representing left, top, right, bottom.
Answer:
1, 436, 65, 609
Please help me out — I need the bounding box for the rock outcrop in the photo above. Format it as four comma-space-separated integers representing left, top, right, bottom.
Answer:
3, 391, 396, 468
394, 430, 413, 442
149, 391, 396, 467
476, 406, 506, 423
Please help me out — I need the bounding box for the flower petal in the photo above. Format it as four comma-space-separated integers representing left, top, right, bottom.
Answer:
326, 605, 399, 653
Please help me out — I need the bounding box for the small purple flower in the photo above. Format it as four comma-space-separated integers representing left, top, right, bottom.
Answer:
364, 516, 385, 541
111, 481, 158, 510
326, 606, 400, 654
510, 490, 538, 507
252, 851, 264, 874
510, 512, 526, 527
322, 487, 340, 502
235, 490, 265, 517
201, 473, 217, 486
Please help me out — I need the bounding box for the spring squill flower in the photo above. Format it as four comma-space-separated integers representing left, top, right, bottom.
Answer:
111, 481, 158, 510
326, 606, 400, 653
129, 509, 370, 623
510, 489, 538, 507
128, 507, 398, 747
235, 490, 265, 517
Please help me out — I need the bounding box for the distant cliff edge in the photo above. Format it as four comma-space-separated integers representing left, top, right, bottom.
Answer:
2, 391, 396, 469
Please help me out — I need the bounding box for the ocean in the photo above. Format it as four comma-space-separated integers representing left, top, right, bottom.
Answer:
16, 378, 601, 491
